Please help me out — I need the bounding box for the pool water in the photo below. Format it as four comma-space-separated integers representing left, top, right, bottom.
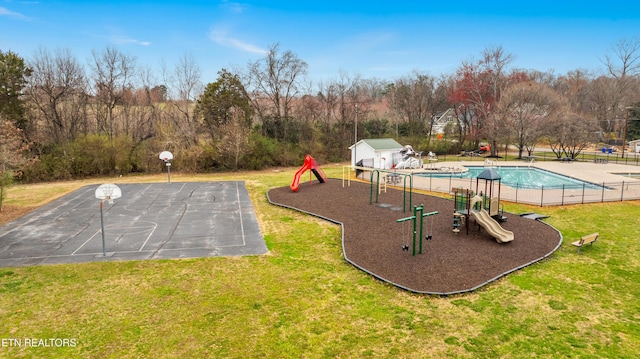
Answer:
613, 172, 640, 179
417, 166, 603, 190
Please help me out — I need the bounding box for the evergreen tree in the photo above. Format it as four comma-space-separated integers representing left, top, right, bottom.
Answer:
0, 50, 32, 129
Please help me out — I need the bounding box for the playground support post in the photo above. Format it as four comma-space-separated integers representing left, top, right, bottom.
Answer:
370, 170, 381, 206
403, 175, 413, 212
369, 169, 414, 212
342, 166, 352, 187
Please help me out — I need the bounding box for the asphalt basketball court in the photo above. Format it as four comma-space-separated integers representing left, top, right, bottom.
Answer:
0, 181, 267, 267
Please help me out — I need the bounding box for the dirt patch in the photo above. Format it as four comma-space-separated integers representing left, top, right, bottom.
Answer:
0, 206, 36, 226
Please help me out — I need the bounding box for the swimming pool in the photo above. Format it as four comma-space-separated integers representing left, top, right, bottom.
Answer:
416, 166, 604, 190
612, 172, 640, 179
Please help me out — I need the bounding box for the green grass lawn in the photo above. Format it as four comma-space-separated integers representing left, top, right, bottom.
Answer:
0, 165, 639, 358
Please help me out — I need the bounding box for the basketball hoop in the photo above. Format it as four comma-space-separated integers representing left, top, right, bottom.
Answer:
95, 183, 122, 204
94, 183, 122, 257
159, 151, 173, 163
159, 151, 174, 183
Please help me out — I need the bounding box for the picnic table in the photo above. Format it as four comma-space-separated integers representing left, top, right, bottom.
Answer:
386, 173, 401, 185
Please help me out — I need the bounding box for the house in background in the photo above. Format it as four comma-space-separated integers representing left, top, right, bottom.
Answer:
349, 138, 404, 169
628, 139, 640, 153
432, 108, 465, 134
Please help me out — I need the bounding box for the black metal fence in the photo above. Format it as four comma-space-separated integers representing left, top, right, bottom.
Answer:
435, 150, 640, 167
414, 174, 640, 207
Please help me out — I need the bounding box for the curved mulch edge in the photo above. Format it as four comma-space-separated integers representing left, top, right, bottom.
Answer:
267, 179, 563, 296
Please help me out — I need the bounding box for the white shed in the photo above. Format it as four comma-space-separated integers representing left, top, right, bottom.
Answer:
628, 139, 640, 153
348, 138, 404, 169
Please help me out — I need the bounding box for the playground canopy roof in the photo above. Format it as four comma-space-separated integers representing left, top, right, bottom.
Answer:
477, 168, 501, 180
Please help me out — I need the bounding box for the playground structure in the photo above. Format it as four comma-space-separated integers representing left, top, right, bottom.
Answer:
469, 195, 514, 243
290, 154, 327, 192
452, 187, 513, 243
395, 145, 423, 169
396, 204, 438, 256
268, 179, 562, 295
474, 168, 507, 222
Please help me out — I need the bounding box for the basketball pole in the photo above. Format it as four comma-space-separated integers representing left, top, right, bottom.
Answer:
165, 160, 171, 184
100, 198, 107, 257
94, 183, 121, 258
159, 151, 174, 184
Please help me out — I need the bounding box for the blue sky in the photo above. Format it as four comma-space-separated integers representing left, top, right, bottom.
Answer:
1, 0, 639, 85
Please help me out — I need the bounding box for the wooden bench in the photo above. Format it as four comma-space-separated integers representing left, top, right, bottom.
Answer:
571, 232, 598, 253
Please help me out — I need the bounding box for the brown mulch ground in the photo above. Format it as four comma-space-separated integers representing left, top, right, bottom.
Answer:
267, 178, 562, 295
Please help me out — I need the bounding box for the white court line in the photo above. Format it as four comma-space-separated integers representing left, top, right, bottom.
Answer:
138, 222, 158, 252
236, 181, 246, 246
73, 223, 157, 255
72, 230, 101, 255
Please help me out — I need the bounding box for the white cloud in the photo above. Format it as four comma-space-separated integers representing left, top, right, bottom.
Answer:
0, 6, 29, 20
108, 35, 152, 46
209, 29, 266, 54
219, 1, 248, 14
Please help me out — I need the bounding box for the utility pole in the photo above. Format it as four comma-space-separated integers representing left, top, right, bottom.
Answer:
354, 104, 359, 167
622, 107, 631, 159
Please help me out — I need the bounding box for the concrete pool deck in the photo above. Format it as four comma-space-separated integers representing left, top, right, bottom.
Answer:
392, 160, 640, 205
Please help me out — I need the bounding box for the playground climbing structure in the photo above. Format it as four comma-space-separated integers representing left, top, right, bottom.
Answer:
290, 154, 327, 192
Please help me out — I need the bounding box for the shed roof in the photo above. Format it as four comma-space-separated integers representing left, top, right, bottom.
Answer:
349, 138, 403, 151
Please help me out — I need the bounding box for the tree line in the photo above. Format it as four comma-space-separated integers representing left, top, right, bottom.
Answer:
1, 40, 640, 189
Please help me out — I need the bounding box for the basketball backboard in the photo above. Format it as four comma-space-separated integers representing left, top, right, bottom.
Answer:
159, 151, 173, 161
95, 183, 122, 204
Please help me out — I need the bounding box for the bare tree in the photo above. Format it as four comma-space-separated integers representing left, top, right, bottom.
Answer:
89, 46, 138, 139
600, 38, 640, 145
388, 71, 434, 137
497, 81, 566, 158
387, 71, 450, 143
26, 47, 88, 144
217, 106, 250, 170
546, 112, 598, 159
603, 37, 640, 79
587, 76, 623, 139
245, 43, 308, 141
313, 73, 364, 160
162, 53, 203, 147
119, 66, 162, 172
552, 70, 594, 115
449, 46, 519, 154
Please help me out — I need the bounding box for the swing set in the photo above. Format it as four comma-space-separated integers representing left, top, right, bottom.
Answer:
396, 204, 438, 256
369, 169, 413, 212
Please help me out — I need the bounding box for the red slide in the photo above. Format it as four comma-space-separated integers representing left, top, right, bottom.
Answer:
290, 154, 327, 192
